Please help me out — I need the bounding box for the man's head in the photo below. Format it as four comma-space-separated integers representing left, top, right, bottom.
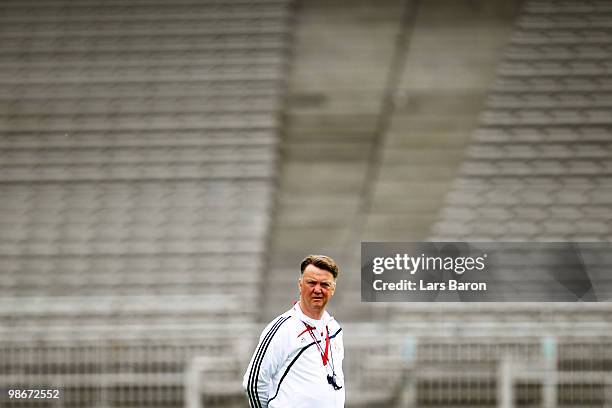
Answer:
298, 255, 339, 319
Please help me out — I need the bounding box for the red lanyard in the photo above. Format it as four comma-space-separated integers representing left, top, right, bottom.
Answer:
302, 323, 330, 366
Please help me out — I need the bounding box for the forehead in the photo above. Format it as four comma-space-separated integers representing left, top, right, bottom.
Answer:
302, 264, 334, 281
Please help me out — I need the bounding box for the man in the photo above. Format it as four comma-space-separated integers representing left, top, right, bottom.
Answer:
243, 255, 345, 408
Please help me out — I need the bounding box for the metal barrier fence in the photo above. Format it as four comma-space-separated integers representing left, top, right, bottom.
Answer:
3, 326, 612, 407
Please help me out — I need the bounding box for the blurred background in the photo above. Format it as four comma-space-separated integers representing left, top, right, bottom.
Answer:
1, 0, 612, 407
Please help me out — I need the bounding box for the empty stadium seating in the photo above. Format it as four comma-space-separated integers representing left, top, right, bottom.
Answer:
431, 0, 612, 242
0, 0, 291, 406
0, 0, 290, 304
3, 0, 612, 406
345, 0, 612, 406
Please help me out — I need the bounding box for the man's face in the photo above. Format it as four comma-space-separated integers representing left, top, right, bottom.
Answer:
299, 264, 336, 315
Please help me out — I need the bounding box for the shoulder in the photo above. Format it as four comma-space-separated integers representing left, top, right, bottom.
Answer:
329, 320, 343, 339
258, 309, 301, 341
325, 311, 342, 335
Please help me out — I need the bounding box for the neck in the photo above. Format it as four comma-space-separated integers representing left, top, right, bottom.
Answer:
298, 302, 324, 320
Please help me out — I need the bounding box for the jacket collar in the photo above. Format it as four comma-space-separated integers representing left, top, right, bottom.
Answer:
292, 302, 334, 327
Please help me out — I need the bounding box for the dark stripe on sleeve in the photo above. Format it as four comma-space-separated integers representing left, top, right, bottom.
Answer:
247, 316, 291, 408
247, 317, 284, 408
247, 316, 286, 408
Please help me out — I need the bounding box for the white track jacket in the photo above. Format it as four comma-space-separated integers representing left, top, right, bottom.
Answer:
243, 303, 345, 408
